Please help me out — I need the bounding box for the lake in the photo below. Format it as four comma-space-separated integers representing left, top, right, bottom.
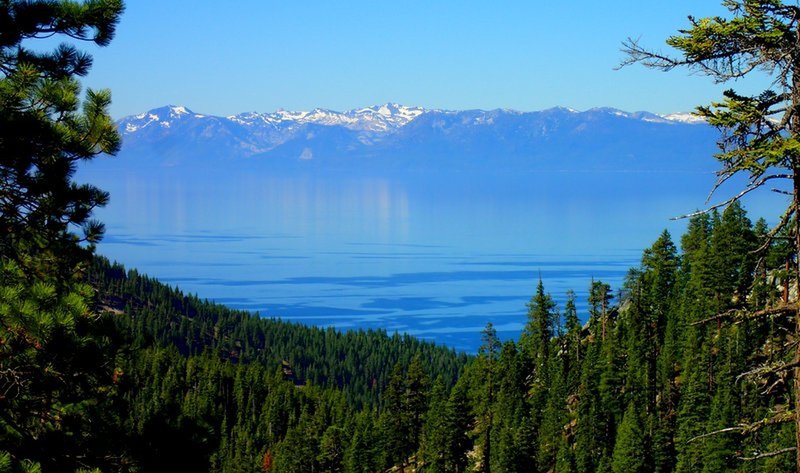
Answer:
80, 166, 781, 352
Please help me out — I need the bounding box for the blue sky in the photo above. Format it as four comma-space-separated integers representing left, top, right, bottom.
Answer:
79, 1, 763, 118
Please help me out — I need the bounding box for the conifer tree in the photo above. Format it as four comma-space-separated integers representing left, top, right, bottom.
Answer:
421, 377, 449, 473
538, 336, 569, 472
624, 1, 800, 466
575, 321, 604, 473
445, 376, 472, 473
589, 281, 613, 342
477, 322, 501, 473
318, 425, 345, 473
493, 341, 536, 472
521, 279, 557, 386
612, 403, 648, 473
381, 362, 410, 470
344, 411, 379, 473
406, 353, 431, 464
0, 1, 125, 471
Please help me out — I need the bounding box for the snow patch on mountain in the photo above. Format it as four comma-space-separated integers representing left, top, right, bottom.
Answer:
661, 112, 706, 124
217, 103, 427, 133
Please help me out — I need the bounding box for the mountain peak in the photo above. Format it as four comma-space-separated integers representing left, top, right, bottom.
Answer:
660, 112, 706, 124
123, 105, 199, 133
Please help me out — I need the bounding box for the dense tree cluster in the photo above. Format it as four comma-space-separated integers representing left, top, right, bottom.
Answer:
442, 204, 795, 472
88, 257, 469, 472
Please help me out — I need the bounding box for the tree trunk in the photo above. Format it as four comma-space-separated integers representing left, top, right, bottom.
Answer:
793, 168, 800, 473
791, 24, 800, 468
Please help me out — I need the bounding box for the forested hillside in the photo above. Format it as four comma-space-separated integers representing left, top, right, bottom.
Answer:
85, 257, 468, 472
91, 258, 467, 409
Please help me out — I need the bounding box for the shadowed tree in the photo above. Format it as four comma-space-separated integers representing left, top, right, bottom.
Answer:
0, 1, 125, 471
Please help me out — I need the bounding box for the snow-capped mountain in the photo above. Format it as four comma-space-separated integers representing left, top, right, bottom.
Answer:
120, 103, 426, 135
661, 112, 707, 124
109, 104, 716, 173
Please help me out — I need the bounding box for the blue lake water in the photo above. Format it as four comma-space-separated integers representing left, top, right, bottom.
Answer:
80, 167, 782, 352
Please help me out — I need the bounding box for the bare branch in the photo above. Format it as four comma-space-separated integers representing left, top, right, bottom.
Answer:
690, 304, 798, 326
753, 203, 797, 254
687, 426, 743, 443
737, 361, 800, 383
738, 447, 796, 461
688, 409, 794, 445
772, 188, 794, 196
690, 308, 739, 326
673, 174, 791, 220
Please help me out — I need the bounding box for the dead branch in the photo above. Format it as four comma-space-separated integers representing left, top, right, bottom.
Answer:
687, 409, 795, 444
690, 308, 739, 326
687, 426, 743, 443
737, 361, 800, 383
740, 409, 795, 434
753, 203, 797, 254
690, 304, 798, 327
738, 447, 796, 461
673, 174, 792, 220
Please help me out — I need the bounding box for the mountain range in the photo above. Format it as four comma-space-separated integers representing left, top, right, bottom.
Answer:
107, 104, 720, 174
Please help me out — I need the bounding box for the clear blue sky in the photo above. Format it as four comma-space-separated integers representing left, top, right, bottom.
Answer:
78, 1, 762, 118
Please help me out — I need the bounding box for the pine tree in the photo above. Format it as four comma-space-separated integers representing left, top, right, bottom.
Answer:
624, 1, 800, 466
612, 403, 648, 473
344, 411, 379, 473
318, 425, 345, 473
493, 341, 536, 472
406, 353, 431, 465
538, 337, 569, 472
0, 1, 126, 471
421, 377, 449, 473
521, 279, 558, 387
381, 362, 410, 470
575, 323, 604, 473
477, 322, 501, 473
445, 376, 472, 473
589, 281, 613, 342
563, 290, 582, 375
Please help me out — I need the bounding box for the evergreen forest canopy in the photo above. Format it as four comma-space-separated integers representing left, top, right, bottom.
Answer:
4, 0, 800, 472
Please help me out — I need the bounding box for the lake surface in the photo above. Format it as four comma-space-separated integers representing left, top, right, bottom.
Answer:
80, 166, 781, 352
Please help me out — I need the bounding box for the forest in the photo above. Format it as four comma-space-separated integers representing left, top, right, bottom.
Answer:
7, 203, 798, 472
5, 0, 800, 472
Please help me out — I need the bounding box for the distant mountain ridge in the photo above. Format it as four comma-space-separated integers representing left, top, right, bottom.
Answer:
120, 103, 703, 136
109, 104, 718, 174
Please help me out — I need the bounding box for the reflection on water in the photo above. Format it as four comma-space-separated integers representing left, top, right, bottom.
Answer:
81, 167, 782, 352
